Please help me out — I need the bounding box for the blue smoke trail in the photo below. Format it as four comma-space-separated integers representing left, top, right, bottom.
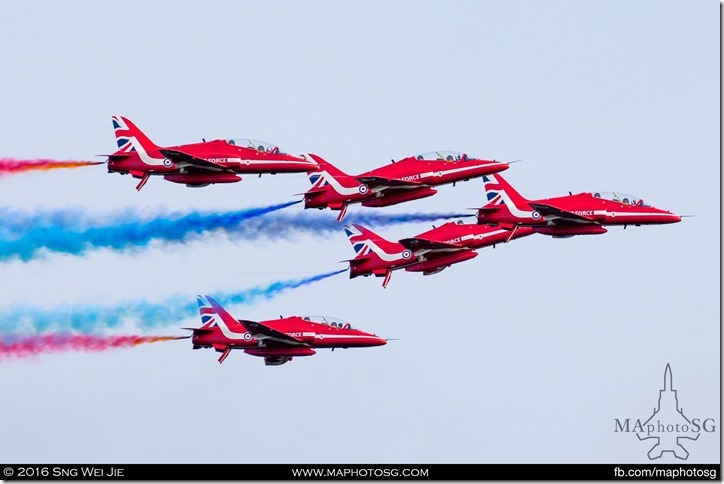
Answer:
0, 203, 470, 261
223, 211, 473, 242
0, 200, 299, 261
0, 269, 346, 334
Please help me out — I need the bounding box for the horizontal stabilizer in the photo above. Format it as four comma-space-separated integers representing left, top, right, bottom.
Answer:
477, 205, 501, 213
296, 187, 328, 197
102, 152, 134, 159
181, 327, 215, 334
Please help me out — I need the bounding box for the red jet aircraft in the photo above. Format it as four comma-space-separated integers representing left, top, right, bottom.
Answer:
106, 116, 318, 190
186, 295, 387, 366
303, 151, 511, 221
477, 174, 682, 238
343, 221, 533, 287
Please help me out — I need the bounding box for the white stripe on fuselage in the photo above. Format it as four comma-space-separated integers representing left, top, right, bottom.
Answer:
418, 164, 488, 181
606, 211, 677, 218
445, 229, 508, 245
241, 160, 315, 166
316, 334, 376, 339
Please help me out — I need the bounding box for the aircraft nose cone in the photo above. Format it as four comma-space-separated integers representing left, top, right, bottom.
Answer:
375, 336, 388, 346
298, 155, 319, 170
663, 212, 682, 223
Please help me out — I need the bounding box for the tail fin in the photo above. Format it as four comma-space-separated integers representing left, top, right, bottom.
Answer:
111, 115, 161, 156
343, 224, 404, 259
306, 153, 357, 190
197, 295, 248, 336
482, 173, 530, 208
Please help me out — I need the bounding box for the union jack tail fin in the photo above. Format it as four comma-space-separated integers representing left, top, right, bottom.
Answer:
482, 173, 530, 209
305, 153, 356, 191
343, 224, 403, 259
111, 115, 161, 154
197, 295, 247, 333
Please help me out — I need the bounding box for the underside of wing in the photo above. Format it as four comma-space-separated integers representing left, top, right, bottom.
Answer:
529, 202, 597, 224
399, 237, 465, 252
264, 356, 292, 366
238, 319, 306, 347
159, 148, 232, 172
355, 176, 424, 189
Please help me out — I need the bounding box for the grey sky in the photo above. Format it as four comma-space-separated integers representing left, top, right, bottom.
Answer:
0, 0, 718, 464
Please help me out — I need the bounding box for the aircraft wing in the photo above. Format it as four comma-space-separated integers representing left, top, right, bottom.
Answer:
529, 202, 597, 224
399, 237, 465, 252
237, 319, 308, 347
158, 148, 233, 172
355, 176, 424, 189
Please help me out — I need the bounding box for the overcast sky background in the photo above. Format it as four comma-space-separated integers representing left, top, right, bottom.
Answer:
0, 0, 718, 464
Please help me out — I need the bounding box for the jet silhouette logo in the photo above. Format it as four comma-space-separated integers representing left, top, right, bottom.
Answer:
614, 364, 717, 460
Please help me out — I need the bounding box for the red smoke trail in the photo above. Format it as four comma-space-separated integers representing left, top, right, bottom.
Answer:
0, 158, 103, 177
0, 333, 188, 359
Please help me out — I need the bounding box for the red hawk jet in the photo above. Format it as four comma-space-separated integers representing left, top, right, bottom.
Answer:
106, 116, 318, 190
186, 296, 387, 366
303, 151, 511, 221
343, 221, 533, 287
477, 174, 682, 238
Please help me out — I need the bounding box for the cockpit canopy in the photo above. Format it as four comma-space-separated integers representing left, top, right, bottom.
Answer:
415, 150, 470, 162
301, 315, 355, 330
592, 191, 648, 206
226, 138, 286, 154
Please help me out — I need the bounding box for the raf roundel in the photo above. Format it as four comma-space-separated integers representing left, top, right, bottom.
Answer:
243, 332, 253, 341
532, 211, 541, 220
358, 184, 369, 194
162, 158, 173, 167
402, 249, 412, 259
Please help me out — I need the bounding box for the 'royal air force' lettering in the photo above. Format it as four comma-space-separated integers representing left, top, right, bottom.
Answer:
401, 174, 421, 182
